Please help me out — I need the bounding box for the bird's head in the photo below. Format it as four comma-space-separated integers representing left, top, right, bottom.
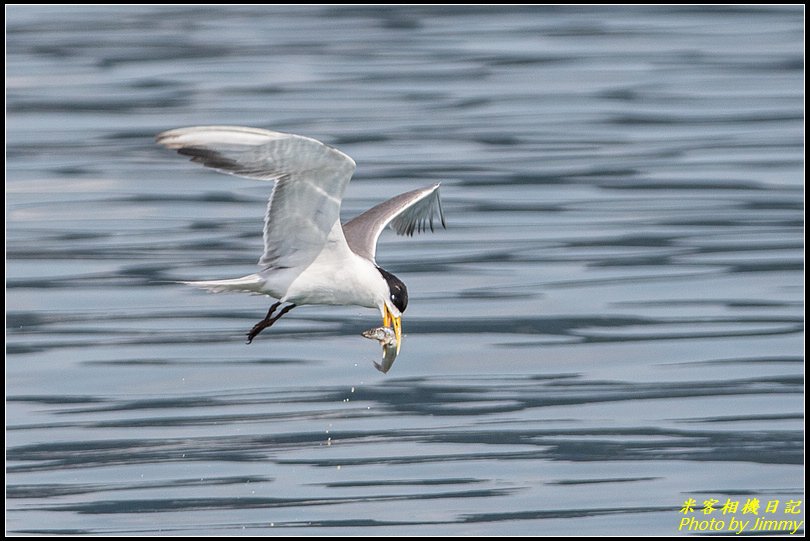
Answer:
377, 267, 407, 353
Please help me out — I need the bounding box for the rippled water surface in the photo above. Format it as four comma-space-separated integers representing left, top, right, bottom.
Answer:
6, 6, 804, 535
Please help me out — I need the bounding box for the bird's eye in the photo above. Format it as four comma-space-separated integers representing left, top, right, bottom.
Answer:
377, 267, 408, 313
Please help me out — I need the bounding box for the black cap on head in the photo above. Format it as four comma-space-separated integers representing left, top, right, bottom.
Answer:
377, 267, 408, 313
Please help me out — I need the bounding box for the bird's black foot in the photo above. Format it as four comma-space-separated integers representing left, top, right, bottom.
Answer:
246, 302, 296, 344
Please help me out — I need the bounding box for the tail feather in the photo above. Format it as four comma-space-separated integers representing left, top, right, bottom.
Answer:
182, 274, 264, 294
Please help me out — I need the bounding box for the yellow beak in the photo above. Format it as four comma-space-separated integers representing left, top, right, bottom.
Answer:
383, 304, 402, 355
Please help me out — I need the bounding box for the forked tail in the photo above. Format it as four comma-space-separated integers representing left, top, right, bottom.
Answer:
181, 274, 264, 294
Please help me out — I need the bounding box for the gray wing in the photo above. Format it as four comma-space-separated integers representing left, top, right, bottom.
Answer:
156, 126, 356, 271
342, 184, 446, 262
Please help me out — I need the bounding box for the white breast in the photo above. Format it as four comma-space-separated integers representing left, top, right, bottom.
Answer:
280, 221, 387, 308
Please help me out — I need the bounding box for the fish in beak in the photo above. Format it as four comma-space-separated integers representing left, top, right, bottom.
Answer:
361, 303, 403, 373
382, 303, 402, 354
361, 326, 398, 373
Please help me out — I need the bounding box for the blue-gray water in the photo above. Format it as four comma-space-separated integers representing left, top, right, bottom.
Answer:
6, 6, 804, 535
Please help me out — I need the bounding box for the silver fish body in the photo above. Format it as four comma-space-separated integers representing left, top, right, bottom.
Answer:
361, 326, 397, 345
361, 326, 399, 373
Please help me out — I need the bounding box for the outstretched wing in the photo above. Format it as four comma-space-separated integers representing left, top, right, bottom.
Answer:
342, 184, 446, 262
156, 126, 356, 271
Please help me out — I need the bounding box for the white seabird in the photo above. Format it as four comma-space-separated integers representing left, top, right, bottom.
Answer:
156, 126, 445, 354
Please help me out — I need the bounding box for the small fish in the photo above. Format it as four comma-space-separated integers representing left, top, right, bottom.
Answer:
361, 326, 397, 346
361, 326, 399, 373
